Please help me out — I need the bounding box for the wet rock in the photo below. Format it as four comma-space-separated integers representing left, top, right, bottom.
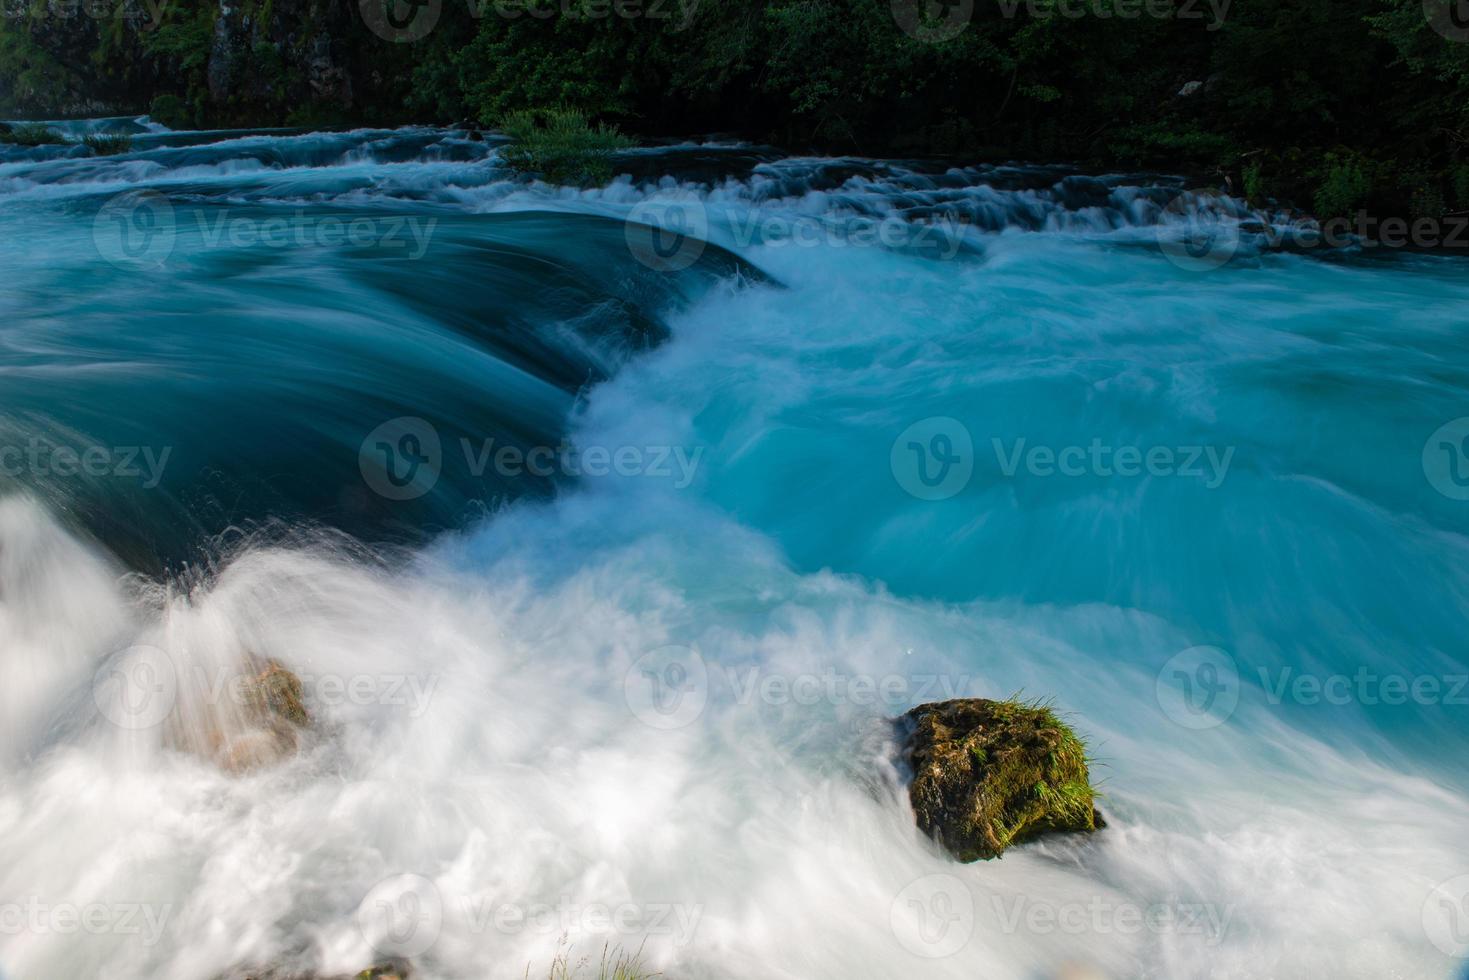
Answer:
900, 698, 1104, 861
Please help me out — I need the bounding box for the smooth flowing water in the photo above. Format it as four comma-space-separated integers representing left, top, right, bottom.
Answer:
2, 119, 1468, 980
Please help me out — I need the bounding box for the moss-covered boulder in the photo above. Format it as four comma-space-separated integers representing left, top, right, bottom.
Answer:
900, 698, 1104, 861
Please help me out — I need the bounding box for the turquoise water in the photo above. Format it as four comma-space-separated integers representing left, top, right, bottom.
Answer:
2, 120, 1468, 979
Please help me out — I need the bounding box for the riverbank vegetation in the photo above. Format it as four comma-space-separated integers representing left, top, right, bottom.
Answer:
2, 0, 1465, 217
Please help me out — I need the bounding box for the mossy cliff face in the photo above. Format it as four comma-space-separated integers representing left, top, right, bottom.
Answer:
901, 698, 1103, 862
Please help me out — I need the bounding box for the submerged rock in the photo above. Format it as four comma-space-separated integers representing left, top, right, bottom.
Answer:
900, 698, 1104, 861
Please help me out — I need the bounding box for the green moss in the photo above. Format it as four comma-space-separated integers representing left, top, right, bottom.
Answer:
904, 697, 1103, 862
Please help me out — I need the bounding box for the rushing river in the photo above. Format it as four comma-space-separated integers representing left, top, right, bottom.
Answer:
2, 117, 1468, 980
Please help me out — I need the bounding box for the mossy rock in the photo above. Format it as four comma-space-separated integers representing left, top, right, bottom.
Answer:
901, 698, 1103, 861
251, 658, 310, 728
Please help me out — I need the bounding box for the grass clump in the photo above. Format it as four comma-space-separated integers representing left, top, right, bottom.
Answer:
0, 123, 67, 147
497, 108, 633, 187
82, 133, 134, 156
532, 941, 658, 980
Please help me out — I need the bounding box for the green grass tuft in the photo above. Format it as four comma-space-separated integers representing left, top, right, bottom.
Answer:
497, 108, 633, 188
531, 941, 658, 980
81, 133, 133, 156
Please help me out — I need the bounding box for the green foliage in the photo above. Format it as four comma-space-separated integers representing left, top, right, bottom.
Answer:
148, 94, 190, 129
81, 133, 133, 155
2, 0, 1467, 216
0, 123, 66, 146
498, 108, 634, 186
141, 7, 215, 71
1313, 151, 1373, 220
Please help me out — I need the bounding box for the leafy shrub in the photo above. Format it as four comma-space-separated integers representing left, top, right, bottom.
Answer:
497, 108, 633, 186
1314, 152, 1374, 220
